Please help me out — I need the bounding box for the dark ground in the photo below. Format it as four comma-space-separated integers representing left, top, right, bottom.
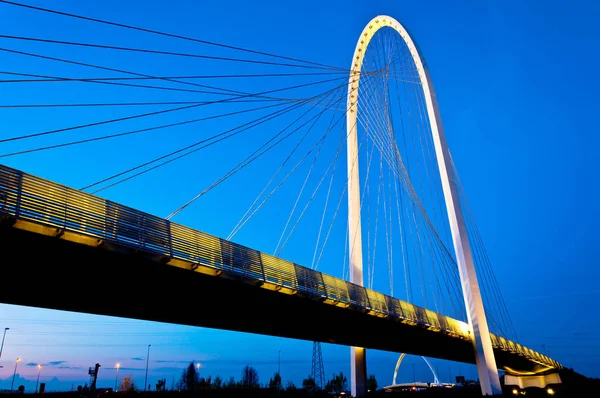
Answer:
1, 370, 598, 398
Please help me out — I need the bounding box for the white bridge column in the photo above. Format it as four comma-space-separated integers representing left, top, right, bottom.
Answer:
347, 66, 367, 397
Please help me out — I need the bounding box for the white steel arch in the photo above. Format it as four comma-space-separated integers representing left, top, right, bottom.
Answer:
392, 353, 440, 386
346, 15, 501, 396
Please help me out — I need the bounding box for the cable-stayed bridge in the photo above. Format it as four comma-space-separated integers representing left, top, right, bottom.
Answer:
0, 2, 567, 396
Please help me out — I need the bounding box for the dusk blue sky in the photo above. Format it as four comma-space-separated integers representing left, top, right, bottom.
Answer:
0, 0, 599, 392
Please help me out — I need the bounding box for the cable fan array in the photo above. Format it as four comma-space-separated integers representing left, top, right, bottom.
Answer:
0, 1, 517, 343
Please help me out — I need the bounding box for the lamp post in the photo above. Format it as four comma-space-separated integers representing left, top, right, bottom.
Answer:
0, 327, 9, 360
144, 345, 151, 391
11, 357, 21, 391
196, 363, 200, 378
35, 364, 42, 393
115, 363, 120, 392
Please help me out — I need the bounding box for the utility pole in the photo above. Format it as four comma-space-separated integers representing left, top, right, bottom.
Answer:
0, 327, 9, 362
144, 345, 151, 391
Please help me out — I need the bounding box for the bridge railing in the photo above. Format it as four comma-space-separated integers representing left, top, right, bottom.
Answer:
0, 164, 559, 369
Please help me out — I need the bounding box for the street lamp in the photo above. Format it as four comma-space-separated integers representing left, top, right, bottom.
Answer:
11, 357, 21, 391
35, 364, 42, 393
115, 363, 120, 392
144, 345, 151, 391
196, 363, 201, 378
0, 327, 9, 360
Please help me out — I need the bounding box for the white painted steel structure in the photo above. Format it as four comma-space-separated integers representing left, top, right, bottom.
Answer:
346, 15, 502, 396
392, 353, 441, 386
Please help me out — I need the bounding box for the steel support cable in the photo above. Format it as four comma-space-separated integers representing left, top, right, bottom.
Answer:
227, 82, 348, 241
0, 70, 349, 113
0, 82, 345, 159
0, 0, 346, 71
0, 34, 353, 74
0, 100, 293, 158
452, 159, 517, 340
312, 67, 384, 274
314, 134, 367, 273
446, 154, 506, 333
226, 85, 341, 241
405, 69, 448, 315
274, 125, 347, 257
0, 45, 350, 109
271, 89, 348, 254
310, 128, 342, 270
368, 151, 383, 289
411, 78, 454, 252
164, 84, 346, 221
0, 99, 278, 109
386, 49, 422, 305
83, 92, 327, 194
312, 69, 386, 273
358, 61, 389, 289
0, 69, 278, 97
0, 70, 345, 83
377, 53, 397, 298
383, 48, 400, 299
227, 74, 377, 241
392, 171, 412, 303
362, 76, 428, 303
391, 47, 431, 309
382, 90, 460, 296
300, 98, 380, 276
386, 42, 414, 303
383, 48, 414, 304
260, 73, 380, 255
389, 36, 457, 272
361, 52, 418, 299
451, 157, 518, 340
345, 57, 391, 283
0, 73, 348, 145
0, 47, 260, 99
81, 79, 351, 193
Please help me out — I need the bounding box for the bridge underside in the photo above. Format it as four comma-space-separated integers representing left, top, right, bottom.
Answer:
0, 222, 542, 373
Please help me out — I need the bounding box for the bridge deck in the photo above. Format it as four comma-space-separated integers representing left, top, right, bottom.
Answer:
0, 164, 560, 373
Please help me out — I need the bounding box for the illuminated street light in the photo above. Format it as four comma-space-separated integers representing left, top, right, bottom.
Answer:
35, 364, 42, 393
115, 363, 121, 392
196, 363, 201, 378
547, 388, 555, 395
11, 357, 21, 391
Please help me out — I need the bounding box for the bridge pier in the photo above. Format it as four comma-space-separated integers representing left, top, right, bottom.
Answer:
351, 347, 367, 397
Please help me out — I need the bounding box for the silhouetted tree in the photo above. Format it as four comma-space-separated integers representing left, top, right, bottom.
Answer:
286, 381, 297, 391
269, 372, 282, 390
156, 378, 167, 391
224, 376, 237, 388
241, 365, 260, 388
17, 385, 25, 393
119, 376, 136, 392
325, 372, 347, 394
367, 375, 378, 392
302, 376, 316, 391
177, 362, 200, 391
212, 376, 223, 389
